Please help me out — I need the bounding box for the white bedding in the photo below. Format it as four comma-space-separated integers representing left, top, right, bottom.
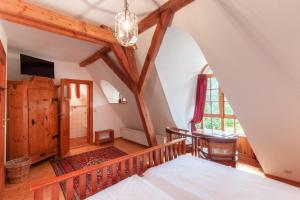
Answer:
85, 175, 173, 200
143, 155, 300, 200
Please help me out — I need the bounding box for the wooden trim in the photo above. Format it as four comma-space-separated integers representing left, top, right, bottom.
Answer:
138, 10, 174, 92
265, 174, 300, 188
61, 79, 93, 145
0, 0, 117, 46
200, 64, 209, 74
30, 138, 186, 199
0, 40, 6, 199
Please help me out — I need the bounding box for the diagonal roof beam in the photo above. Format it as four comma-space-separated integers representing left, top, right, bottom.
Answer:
79, 47, 111, 67
0, 0, 118, 46
111, 44, 139, 83
79, 0, 194, 67
138, 10, 174, 92
101, 54, 134, 91
138, 0, 193, 33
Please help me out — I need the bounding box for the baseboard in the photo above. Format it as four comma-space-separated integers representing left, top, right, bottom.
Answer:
238, 154, 261, 168
265, 174, 300, 188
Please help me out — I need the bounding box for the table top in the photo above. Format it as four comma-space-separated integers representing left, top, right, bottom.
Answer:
192, 129, 237, 139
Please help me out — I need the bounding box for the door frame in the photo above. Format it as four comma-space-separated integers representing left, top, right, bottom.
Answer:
60, 79, 93, 151
0, 40, 6, 198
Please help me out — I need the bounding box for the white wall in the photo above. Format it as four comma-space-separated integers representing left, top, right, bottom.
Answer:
100, 80, 121, 104
7, 50, 125, 139
155, 27, 207, 131
87, 59, 143, 131
170, 0, 300, 181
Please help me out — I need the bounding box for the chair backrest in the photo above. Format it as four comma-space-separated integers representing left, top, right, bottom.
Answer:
206, 137, 237, 159
165, 127, 189, 141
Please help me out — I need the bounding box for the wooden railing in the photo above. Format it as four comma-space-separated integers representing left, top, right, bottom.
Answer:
166, 127, 202, 157
30, 138, 186, 200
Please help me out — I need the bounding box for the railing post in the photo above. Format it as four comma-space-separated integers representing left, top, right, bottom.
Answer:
34, 188, 43, 200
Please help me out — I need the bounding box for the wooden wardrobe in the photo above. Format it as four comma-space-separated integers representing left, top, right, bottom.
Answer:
7, 77, 59, 163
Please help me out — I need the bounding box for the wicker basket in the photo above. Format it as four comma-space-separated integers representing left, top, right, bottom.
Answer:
6, 156, 32, 184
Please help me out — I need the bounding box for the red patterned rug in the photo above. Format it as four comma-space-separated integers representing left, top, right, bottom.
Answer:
50, 146, 127, 199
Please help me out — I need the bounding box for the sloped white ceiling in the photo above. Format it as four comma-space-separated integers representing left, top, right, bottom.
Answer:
3, 21, 101, 63
170, 0, 300, 181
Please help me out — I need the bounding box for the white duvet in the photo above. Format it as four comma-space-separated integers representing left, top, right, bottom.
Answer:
85, 175, 173, 200
87, 155, 300, 200
143, 155, 300, 200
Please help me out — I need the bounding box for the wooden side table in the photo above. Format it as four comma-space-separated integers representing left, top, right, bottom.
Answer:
95, 129, 114, 145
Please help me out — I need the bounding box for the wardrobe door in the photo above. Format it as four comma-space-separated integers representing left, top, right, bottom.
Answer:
7, 83, 29, 160
49, 89, 59, 155
28, 88, 53, 163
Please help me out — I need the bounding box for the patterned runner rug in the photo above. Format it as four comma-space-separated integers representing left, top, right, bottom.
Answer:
50, 146, 127, 199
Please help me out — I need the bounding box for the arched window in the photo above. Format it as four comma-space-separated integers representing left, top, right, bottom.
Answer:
198, 67, 245, 135
100, 80, 127, 104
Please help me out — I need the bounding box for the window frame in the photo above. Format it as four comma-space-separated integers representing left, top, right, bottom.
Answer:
201, 73, 240, 134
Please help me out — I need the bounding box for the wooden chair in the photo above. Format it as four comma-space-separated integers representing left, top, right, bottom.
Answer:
166, 127, 200, 156
199, 137, 238, 167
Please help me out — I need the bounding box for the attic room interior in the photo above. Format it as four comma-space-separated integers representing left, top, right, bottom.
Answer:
0, 0, 300, 199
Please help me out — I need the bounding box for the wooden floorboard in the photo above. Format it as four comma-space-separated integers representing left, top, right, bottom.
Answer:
69, 136, 88, 149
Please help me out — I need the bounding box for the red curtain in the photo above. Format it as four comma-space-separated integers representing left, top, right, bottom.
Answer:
191, 74, 207, 132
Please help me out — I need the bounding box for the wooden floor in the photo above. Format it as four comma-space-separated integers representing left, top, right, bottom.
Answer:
3, 138, 144, 200
3, 138, 263, 200
69, 136, 88, 149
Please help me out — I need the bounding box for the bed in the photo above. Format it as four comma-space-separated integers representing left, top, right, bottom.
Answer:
30, 138, 300, 200
143, 155, 300, 200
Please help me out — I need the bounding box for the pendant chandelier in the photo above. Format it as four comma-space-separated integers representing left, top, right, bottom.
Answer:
115, 0, 138, 47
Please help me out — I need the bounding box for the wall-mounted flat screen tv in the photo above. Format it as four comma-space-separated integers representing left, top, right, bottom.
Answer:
20, 54, 55, 78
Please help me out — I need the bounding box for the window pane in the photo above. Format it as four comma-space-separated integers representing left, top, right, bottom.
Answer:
206, 68, 213, 74
211, 89, 219, 101
204, 117, 212, 129
211, 77, 219, 89
195, 122, 202, 130
204, 102, 211, 114
224, 102, 234, 115
212, 118, 221, 130
206, 91, 210, 101
224, 96, 228, 102
212, 102, 220, 114
224, 118, 235, 133
207, 78, 211, 90
236, 120, 245, 136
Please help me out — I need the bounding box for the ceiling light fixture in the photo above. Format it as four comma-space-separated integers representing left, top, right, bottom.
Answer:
115, 0, 138, 47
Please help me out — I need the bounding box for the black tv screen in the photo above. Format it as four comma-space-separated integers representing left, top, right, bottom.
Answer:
20, 54, 55, 78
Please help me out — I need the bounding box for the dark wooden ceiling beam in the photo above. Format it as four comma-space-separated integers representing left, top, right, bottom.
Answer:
79, 47, 111, 67
133, 88, 158, 146
111, 44, 139, 84
138, 10, 174, 92
0, 0, 117, 46
138, 0, 193, 33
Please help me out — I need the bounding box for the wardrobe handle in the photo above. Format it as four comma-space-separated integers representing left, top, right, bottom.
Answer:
31, 119, 36, 125
52, 134, 59, 139
40, 153, 46, 157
